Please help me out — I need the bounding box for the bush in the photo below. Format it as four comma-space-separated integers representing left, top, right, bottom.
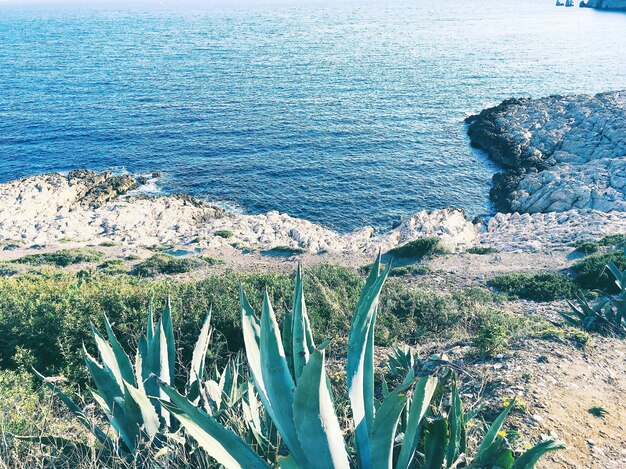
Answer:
574, 241, 600, 254
386, 237, 446, 259
98, 241, 117, 247
133, 254, 205, 277
467, 246, 499, 255
0, 263, 18, 277
202, 256, 225, 266
12, 249, 104, 267
488, 273, 578, 301
472, 308, 519, 355
572, 251, 626, 292
261, 246, 306, 256
214, 230, 234, 239
598, 234, 626, 246
97, 259, 128, 275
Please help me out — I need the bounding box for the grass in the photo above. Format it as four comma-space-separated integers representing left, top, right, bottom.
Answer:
488, 273, 578, 301
12, 249, 104, 267
467, 246, 500, 255
386, 237, 447, 259
214, 230, 234, 239
571, 250, 626, 292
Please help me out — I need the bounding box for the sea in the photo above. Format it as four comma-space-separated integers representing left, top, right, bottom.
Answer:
1, 0, 625, 232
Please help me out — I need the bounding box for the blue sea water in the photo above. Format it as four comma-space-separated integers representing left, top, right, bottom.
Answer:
1, 0, 626, 232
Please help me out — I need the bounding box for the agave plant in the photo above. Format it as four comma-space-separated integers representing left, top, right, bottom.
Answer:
560, 292, 625, 337
32, 300, 220, 457
162, 255, 563, 468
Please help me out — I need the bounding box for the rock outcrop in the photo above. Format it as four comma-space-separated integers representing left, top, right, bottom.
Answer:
2, 171, 626, 254
466, 91, 626, 214
580, 0, 626, 11
0, 171, 480, 254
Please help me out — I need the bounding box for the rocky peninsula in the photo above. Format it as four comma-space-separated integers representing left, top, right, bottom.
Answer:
580, 0, 626, 11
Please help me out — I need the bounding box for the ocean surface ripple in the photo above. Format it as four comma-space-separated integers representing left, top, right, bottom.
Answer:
1, 0, 626, 231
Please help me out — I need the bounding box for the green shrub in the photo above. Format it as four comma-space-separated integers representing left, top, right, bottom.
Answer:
386, 237, 446, 259
98, 241, 117, 247
472, 308, 520, 355
97, 259, 128, 275
133, 254, 205, 277
599, 234, 626, 246
378, 282, 493, 344
488, 273, 578, 301
262, 245, 306, 256
12, 249, 104, 267
214, 230, 234, 239
572, 251, 626, 292
467, 246, 499, 255
0, 263, 19, 277
574, 241, 600, 254
202, 256, 225, 266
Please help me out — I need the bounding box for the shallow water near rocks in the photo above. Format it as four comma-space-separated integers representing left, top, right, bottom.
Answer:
1, 0, 626, 232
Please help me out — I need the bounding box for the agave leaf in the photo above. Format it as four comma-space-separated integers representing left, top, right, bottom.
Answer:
475, 398, 515, 466
293, 345, 350, 469
91, 324, 126, 390
424, 417, 448, 469
495, 448, 515, 469
240, 287, 271, 408
102, 315, 136, 387
259, 289, 306, 466
189, 309, 213, 402
292, 264, 310, 381
123, 380, 161, 439
371, 381, 411, 469
158, 383, 270, 469
83, 346, 138, 451
512, 440, 565, 469
346, 254, 390, 469
446, 378, 466, 467
282, 307, 294, 377
32, 368, 113, 448
161, 298, 176, 387
607, 262, 623, 290
395, 375, 438, 469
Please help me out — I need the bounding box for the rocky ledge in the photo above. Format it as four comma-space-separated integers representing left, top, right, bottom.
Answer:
1, 170, 625, 255
466, 91, 626, 214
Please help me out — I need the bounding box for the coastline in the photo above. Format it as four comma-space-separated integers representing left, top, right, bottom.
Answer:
1, 91, 625, 266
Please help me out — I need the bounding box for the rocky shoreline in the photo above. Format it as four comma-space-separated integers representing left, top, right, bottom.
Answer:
466, 91, 625, 214
1, 91, 625, 258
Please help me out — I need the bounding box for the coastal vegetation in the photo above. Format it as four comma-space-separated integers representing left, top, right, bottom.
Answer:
1, 258, 565, 468
1, 246, 625, 466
